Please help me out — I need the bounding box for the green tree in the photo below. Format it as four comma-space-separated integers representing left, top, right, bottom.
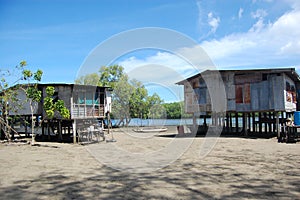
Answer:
113, 75, 134, 126
43, 86, 70, 119
75, 73, 100, 86
43, 86, 70, 141
146, 93, 165, 119
129, 79, 148, 119
0, 62, 27, 140
163, 101, 192, 119
21, 62, 43, 145
98, 65, 124, 88
97, 65, 164, 126
163, 102, 181, 119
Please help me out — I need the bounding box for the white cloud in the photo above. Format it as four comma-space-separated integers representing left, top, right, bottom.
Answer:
196, 1, 220, 38
115, 1, 300, 102
238, 8, 244, 19
207, 12, 220, 33
197, 5, 300, 69
249, 18, 265, 32
115, 52, 199, 102
251, 9, 268, 19
117, 52, 198, 78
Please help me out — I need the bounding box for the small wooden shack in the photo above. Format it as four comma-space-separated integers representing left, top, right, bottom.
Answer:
6, 83, 111, 143
177, 68, 300, 137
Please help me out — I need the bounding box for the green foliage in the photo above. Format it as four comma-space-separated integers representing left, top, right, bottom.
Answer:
75, 73, 100, 86
146, 93, 165, 118
59, 107, 70, 119
22, 70, 33, 80
0, 60, 44, 142
34, 69, 43, 82
19, 60, 27, 67
43, 96, 53, 111
129, 79, 148, 118
99, 65, 124, 88
45, 86, 55, 96
163, 102, 192, 119
112, 75, 133, 125
97, 65, 166, 125
46, 110, 55, 119
43, 86, 70, 119
25, 87, 41, 102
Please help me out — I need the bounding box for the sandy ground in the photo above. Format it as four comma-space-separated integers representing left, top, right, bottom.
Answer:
0, 126, 300, 199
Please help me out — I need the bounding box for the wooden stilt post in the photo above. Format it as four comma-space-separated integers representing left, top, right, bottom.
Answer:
25, 116, 28, 137
268, 112, 272, 133
68, 124, 71, 134
235, 112, 239, 133
73, 119, 77, 144
252, 112, 256, 133
275, 112, 280, 139
47, 121, 50, 140
219, 113, 222, 127
229, 112, 232, 132
264, 112, 268, 134
259, 112, 262, 134
244, 113, 248, 136
248, 113, 251, 133
42, 120, 44, 139
58, 120, 62, 141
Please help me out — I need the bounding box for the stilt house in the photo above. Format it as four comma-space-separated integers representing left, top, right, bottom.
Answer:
177, 68, 300, 137
6, 83, 111, 143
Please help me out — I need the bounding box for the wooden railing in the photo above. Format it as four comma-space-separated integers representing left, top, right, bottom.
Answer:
71, 104, 105, 119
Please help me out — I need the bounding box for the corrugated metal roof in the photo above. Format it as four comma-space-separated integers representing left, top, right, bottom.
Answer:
176, 68, 300, 85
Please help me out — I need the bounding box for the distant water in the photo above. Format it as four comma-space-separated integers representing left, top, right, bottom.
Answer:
112, 117, 247, 127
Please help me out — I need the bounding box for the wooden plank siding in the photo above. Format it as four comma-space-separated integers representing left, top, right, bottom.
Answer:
177, 68, 300, 114
7, 84, 110, 119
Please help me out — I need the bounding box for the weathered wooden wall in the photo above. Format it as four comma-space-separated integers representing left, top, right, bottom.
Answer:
8, 88, 41, 116
182, 70, 298, 114
7, 84, 108, 119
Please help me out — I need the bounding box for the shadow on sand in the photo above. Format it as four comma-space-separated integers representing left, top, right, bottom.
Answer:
0, 160, 299, 199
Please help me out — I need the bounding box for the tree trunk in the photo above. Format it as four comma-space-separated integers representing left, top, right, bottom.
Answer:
117, 118, 124, 126
31, 113, 35, 145
30, 100, 35, 145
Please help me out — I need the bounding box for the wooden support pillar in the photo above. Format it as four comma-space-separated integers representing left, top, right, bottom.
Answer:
281, 112, 284, 127
244, 113, 248, 136
248, 113, 251, 133
225, 113, 229, 130
275, 112, 280, 139
268, 112, 272, 133
273, 112, 276, 132
229, 112, 233, 132
42, 120, 45, 139
218, 113, 222, 127
259, 112, 262, 134
72, 119, 77, 144
211, 113, 214, 126
25, 116, 28, 137
58, 120, 62, 141
242, 113, 245, 133
235, 112, 239, 133
264, 112, 268, 134
47, 121, 50, 140
252, 112, 256, 133
193, 114, 197, 127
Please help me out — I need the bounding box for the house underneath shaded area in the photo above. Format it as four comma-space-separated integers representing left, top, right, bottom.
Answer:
177, 68, 300, 138
5, 83, 111, 143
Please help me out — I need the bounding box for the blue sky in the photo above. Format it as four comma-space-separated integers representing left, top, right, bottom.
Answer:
1, 0, 300, 102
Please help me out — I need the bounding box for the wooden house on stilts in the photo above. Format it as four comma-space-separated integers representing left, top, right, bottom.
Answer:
177, 68, 300, 138
5, 83, 111, 143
